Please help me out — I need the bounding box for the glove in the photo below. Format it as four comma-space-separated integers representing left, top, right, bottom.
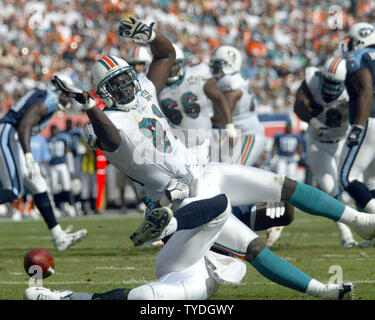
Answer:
24, 153, 41, 180
160, 179, 190, 206
266, 202, 286, 219
309, 117, 331, 139
83, 122, 99, 150
346, 124, 363, 147
119, 16, 156, 44
51, 75, 96, 110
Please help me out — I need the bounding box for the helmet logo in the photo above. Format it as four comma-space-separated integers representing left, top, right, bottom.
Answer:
227, 50, 237, 63
359, 27, 374, 38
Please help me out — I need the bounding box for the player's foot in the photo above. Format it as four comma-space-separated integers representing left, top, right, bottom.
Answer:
62, 203, 76, 217
350, 213, 375, 240
11, 209, 22, 221
24, 287, 73, 300
266, 226, 284, 247
320, 283, 354, 300
341, 238, 358, 248
53, 228, 87, 252
358, 238, 375, 248
130, 206, 173, 247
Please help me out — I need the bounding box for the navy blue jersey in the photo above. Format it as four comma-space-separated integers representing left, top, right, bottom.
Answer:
345, 47, 375, 124
0, 89, 58, 135
274, 133, 300, 157
48, 133, 71, 166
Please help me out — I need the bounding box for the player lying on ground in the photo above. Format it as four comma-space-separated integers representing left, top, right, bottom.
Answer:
0, 78, 87, 251
26, 16, 375, 300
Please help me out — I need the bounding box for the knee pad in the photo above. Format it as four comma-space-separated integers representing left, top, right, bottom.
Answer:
23, 174, 47, 194
127, 284, 156, 300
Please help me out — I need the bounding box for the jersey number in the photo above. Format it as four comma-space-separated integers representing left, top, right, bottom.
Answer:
138, 118, 172, 153
160, 92, 200, 125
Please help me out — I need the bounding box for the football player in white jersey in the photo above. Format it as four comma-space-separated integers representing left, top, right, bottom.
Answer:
294, 56, 357, 248
158, 44, 234, 164
28, 16, 375, 301
210, 45, 265, 166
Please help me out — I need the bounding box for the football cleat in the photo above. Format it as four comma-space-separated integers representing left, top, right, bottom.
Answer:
130, 206, 173, 247
24, 287, 73, 300
53, 228, 87, 252
266, 226, 284, 247
320, 283, 354, 300
341, 238, 358, 248
338, 283, 354, 300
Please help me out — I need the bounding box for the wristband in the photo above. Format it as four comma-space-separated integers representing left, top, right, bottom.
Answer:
83, 98, 96, 111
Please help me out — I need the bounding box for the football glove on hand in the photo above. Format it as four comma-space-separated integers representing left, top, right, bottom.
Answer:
346, 124, 364, 147
309, 117, 330, 139
24, 153, 41, 180
160, 179, 190, 206
51, 75, 95, 110
119, 16, 156, 44
83, 122, 99, 150
266, 202, 286, 219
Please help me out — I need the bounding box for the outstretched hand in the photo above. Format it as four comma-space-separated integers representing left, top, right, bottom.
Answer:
119, 16, 156, 44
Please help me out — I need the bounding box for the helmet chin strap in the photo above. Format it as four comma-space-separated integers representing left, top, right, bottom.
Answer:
115, 95, 138, 111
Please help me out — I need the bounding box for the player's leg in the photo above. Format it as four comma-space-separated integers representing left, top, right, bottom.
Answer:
339, 119, 375, 213
58, 163, 75, 217
24, 257, 219, 300
0, 124, 23, 203
23, 160, 87, 251
212, 213, 352, 299
308, 138, 356, 247
208, 162, 375, 241
240, 134, 265, 167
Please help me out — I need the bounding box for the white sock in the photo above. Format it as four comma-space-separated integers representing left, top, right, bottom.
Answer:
338, 206, 358, 226
51, 224, 63, 238
163, 216, 177, 237
305, 279, 324, 297
364, 199, 375, 213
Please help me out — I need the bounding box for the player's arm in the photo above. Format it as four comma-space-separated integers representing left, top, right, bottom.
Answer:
118, 16, 175, 96
17, 102, 48, 154
294, 80, 329, 137
294, 80, 322, 122
203, 78, 233, 124
50, 77, 121, 152
85, 104, 121, 152
347, 68, 373, 126
223, 89, 242, 114
146, 33, 175, 95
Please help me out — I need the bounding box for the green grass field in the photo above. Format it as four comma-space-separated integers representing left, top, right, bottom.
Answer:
0, 209, 374, 300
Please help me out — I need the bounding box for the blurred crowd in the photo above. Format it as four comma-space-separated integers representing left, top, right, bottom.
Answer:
1, 0, 375, 118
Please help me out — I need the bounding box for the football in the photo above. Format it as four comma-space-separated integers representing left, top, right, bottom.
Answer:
23, 249, 55, 279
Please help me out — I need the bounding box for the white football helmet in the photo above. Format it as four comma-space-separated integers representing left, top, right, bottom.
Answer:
320, 56, 346, 103
340, 22, 375, 54
210, 45, 242, 78
90, 55, 141, 111
166, 44, 185, 85
127, 45, 152, 66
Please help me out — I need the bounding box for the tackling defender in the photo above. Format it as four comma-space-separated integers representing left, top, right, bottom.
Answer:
294, 56, 357, 248
25, 17, 375, 300
0, 82, 87, 251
